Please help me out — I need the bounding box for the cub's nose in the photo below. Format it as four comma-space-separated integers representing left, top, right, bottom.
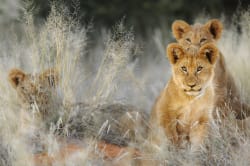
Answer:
187, 83, 196, 88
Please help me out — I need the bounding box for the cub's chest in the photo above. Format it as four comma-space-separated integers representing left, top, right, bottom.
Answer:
177, 103, 203, 122
175, 99, 211, 130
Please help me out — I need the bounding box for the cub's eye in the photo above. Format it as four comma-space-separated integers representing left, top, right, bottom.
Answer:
185, 38, 191, 43
181, 66, 187, 72
197, 66, 203, 72
200, 38, 207, 43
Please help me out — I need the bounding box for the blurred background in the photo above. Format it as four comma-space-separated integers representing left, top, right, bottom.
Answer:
1, 0, 250, 35
30, 0, 250, 32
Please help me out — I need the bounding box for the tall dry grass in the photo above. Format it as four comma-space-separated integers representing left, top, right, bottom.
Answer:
0, 1, 250, 165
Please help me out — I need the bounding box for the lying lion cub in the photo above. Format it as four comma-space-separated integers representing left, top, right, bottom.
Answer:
150, 43, 219, 148
8, 67, 149, 141
8, 68, 148, 164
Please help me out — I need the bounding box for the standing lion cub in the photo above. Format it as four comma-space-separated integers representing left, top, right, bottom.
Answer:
172, 19, 250, 120
150, 43, 219, 148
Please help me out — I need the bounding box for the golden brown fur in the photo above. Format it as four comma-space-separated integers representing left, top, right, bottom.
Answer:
150, 43, 219, 148
172, 19, 250, 120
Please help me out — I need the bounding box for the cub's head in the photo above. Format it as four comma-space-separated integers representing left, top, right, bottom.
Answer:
172, 19, 223, 51
8, 68, 59, 115
167, 43, 219, 96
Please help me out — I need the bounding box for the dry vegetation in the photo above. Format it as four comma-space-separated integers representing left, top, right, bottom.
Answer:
0, 1, 250, 166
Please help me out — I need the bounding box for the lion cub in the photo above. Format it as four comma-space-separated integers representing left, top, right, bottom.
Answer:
172, 19, 250, 120
8, 68, 59, 121
151, 43, 219, 148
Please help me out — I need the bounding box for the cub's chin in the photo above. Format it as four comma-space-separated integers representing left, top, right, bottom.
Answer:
184, 89, 203, 97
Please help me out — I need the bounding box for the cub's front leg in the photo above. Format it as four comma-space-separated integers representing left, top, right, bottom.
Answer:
189, 116, 209, 150
160, 112, 179, 145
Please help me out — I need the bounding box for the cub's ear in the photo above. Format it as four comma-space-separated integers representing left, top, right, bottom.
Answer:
199, 43, 219, 65
172, 20, 191, 40
40, 68, 59, 88
204, 19, 223, 40
167, 43, 184, 64
8, 68, 26, 88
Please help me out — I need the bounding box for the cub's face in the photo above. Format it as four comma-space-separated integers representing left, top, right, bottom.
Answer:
172, 19, 223, 52
167, 43, 218, 96
8, 68, 58, 114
